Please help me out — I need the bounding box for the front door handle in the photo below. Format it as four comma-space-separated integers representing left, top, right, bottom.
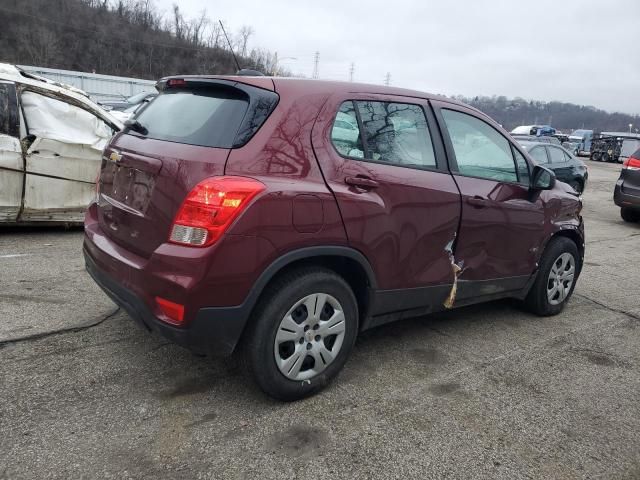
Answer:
466, 195, 487, 208
345, 176, 379, 189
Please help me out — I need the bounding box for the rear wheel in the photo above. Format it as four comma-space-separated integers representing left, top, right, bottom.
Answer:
621, 207, 640, 223
525, 237, 580, 316
601, 152, 611, 162
245, 267, 358, 401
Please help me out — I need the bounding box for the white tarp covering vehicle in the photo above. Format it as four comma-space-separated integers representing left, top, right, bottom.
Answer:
0, 64, 122, 223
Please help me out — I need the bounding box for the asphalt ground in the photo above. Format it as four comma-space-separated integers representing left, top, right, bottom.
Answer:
1, 160, 638, 479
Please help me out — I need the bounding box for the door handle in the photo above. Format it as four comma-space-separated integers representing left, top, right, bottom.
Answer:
466, 196, 487, 208
345, 176, 379, 189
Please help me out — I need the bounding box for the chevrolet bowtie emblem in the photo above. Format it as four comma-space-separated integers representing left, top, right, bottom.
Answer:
109, 151, 122, 162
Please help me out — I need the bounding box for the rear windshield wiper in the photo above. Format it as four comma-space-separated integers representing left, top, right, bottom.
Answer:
124, 119, 148, 135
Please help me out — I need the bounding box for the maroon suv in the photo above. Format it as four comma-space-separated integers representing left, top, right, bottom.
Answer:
84, 76, 584, 400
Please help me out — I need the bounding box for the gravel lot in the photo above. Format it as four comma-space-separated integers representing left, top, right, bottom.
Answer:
1, 161, 638, 479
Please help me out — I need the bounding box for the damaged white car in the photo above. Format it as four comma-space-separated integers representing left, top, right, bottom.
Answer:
0, 64, 122, 224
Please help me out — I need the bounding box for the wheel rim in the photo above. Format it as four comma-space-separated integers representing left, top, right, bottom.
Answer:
274, 293, 346, 381
546, 253, 576, 305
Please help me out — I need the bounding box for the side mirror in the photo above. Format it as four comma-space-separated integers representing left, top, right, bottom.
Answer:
531, 165, 556, 190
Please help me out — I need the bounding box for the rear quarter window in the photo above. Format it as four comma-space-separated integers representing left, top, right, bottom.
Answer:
134, 88, 249, 148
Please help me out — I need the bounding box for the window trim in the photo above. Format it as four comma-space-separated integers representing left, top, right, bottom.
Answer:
511, 144, 531, 186
329, 98, 442, 173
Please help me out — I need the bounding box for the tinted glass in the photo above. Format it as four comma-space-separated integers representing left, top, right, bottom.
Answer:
357, 101, 436, 168
513, 148, 530, 185
529, 146, 549, 164
331, 101, 364, 158
0, 83, 19, 138
135, 88, 248, 148
548, 146, 565, 163
441, 109, 516, 182
563, 151, 572, 161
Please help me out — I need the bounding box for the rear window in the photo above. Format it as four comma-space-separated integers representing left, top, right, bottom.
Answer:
134, 88, 249, 148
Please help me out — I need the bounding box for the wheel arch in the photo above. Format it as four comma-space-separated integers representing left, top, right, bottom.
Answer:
238, 246, 377, 342
548, 228, 585, 266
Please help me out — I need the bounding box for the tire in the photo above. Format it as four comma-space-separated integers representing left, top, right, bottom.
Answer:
568, 180, 583, 193
601, 152, 611, 163
591, 152, 601, 161
245, 267, 358, 401
621, 207, 640, 223
525, 237, 580, 316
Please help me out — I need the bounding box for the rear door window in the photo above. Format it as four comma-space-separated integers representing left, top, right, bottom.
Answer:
330, 100, 437, 169
331, 101, 364, 158
441, 109, 517, 182
135, 88, 249, 148
356, 101, 436, 169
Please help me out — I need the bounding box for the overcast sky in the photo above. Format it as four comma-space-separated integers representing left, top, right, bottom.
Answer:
157, 0, 640, 115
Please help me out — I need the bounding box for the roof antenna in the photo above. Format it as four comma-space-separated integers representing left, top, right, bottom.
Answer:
219, 20, 241, 72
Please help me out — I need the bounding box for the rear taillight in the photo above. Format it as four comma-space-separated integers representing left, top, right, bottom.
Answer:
169, 176, 265, 247
623, 156, 640, 170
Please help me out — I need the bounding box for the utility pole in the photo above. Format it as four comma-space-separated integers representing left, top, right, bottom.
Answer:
349, 62, 355, 82
272, 51, 278, 76
384, 72, 391, 86
312, 51, 320, 79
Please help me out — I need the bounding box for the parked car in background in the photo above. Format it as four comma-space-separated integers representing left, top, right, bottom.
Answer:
511, 125, 556, 136
518, 141, 588, 193
98, 91, 156, 112
0, 63, 122, 224
618, 136, 640, 165
568, 129, 593, 156
85, 76, 584, 400
614, 147, 640, 222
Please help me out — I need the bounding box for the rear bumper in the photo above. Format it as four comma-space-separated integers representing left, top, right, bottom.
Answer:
84, 248, 250, 356
614, 179, 640, 210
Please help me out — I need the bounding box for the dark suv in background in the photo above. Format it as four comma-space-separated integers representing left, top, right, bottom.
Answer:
614, 147, 640, 222
84, 76, 584, 400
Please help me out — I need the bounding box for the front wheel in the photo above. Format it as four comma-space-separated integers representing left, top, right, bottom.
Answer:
245, 267, 358, 401
525, 237, 580, 316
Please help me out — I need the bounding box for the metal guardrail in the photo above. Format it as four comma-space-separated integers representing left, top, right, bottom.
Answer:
18, 65, 156, 102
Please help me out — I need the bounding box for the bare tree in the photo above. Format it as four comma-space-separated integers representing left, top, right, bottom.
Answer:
237, 25, 254, 57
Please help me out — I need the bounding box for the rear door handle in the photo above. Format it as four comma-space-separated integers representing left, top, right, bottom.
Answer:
345, 176, 379, 189
466, 196, 487, 208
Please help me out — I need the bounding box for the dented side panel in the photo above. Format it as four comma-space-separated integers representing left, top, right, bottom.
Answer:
0, 135, 23, 222
22, 175, 92, 222
16, 91, 110, 222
